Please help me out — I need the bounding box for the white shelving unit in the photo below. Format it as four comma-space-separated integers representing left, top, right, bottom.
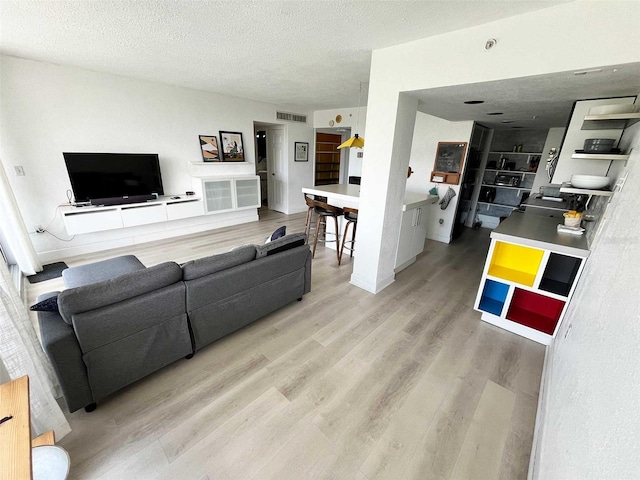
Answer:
62, 196, 204, 235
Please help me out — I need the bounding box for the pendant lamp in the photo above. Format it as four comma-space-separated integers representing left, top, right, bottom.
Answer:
337, 83, 365, 149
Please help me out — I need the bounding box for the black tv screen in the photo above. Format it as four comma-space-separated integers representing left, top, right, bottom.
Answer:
63, 152, 164, 203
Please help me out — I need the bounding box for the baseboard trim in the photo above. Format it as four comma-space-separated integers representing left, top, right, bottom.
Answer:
528, 343, 553, 480
350, 272, 395, 294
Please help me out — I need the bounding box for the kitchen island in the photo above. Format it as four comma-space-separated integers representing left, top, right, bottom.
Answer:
302, 184, 438, 271
474, 211, 589, 345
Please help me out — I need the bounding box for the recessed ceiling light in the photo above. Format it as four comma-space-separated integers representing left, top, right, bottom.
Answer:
501, 120, 514, 124
487, 112, 503, 115
511, 126, 523, 129
464, 100, 484, 104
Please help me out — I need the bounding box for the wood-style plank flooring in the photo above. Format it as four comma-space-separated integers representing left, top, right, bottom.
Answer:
27, 209, 545, 480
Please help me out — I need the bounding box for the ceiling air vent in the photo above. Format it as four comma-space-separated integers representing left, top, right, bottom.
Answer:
276, 111, 307, 123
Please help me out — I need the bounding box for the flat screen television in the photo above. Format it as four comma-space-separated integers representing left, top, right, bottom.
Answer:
63, 152, 164, 205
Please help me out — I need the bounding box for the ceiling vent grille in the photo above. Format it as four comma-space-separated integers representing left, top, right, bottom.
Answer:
276, 111, 307, 123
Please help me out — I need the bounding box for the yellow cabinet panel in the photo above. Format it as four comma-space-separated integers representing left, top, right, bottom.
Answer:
488, 241, 544, 287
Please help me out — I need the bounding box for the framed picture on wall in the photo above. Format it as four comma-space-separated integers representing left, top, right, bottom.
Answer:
219, 131, 245, 162
295, 142, 309, 162
198, 135, 220, 162
430, 141, 468, 185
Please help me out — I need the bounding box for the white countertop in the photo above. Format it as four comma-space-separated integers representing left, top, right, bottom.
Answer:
302, 184, 438, 210
491, 211, 590, 258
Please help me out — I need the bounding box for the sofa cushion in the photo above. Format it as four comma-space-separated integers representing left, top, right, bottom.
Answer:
181, 244, 257, 281
62, 255, 145, 288
255, 233, 306, 259
58, 261, 182, 325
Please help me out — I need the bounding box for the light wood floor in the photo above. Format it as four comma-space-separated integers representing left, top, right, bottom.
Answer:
27, 209, 545, 480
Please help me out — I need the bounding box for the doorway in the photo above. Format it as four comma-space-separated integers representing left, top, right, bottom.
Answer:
314, 131, 348, 186
254, 122, 288, 213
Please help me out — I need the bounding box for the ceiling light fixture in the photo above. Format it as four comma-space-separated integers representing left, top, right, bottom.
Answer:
464, 100, 485, 105
501, 120, 514, 124
338, 83, 365, 149
487, 112, 503, 115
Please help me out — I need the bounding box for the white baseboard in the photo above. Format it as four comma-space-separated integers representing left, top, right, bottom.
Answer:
350, 272, 395, 294
426, 232, 451, 244
528, 344, 553, 480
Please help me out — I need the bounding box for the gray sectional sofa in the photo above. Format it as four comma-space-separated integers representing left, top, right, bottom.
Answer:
37, 233, 311, 413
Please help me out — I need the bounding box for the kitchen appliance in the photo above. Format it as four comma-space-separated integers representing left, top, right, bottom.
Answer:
583, 138, 616, 153
494, 173, 521, 187
480, 186, 496, 203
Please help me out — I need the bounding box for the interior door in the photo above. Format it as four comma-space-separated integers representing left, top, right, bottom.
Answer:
267, 127, 287, 213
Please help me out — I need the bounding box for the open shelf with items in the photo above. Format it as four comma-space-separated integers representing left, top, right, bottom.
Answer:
474, 214, 589, 345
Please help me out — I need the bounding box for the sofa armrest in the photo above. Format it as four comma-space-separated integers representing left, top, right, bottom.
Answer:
37, 293, 94, 413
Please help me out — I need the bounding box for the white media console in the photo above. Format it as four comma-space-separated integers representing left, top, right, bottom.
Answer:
61, 175, 261, 235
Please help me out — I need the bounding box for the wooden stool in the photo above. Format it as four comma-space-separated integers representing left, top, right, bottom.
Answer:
311, 201, 343, 262
304, 194, 316, 241
339, 207, 358, 265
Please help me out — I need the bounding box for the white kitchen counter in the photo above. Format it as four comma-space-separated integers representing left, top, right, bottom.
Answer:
302, 184, 438, 269
491, 211, 590, 258
302, 184, 438, 210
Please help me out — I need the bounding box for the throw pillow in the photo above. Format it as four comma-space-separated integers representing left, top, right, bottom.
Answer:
265, 225, 286, 244
30, 296, 59, 312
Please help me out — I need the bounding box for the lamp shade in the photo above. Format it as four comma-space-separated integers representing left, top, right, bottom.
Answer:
337, 134, 364, 149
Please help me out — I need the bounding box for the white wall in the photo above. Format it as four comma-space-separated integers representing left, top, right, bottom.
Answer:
532, 121, 640, 479
0, 56, 314, 260
530, 127, 566, 194
407, 113, 473, 243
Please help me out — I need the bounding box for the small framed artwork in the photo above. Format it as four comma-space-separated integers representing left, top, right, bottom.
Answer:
430, 141, 468, 185
219, 131, 245, 162
199, 135, 220, 162
295, 142, 309, 162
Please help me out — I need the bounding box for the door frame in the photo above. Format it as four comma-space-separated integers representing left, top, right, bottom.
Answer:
254, 122, 288, 212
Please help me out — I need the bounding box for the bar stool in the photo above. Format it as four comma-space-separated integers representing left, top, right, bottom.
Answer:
338, 207, 358, 265
304, 193, 315, 241
311, 201, 343, 262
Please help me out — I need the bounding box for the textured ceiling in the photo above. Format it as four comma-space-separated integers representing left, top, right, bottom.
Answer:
414, 63, 640, 129
0, 0, 570, 110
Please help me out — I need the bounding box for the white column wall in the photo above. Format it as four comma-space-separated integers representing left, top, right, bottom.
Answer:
350, 91, 417, 293
406, 114, 473, 244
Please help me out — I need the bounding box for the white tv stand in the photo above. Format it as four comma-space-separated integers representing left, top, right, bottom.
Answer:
60, 175, 262, 236
61, 195, 205, 235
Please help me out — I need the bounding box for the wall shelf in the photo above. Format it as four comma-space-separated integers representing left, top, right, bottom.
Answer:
581, 112, 640, 130
481, 183, 531, 191
484, 169, 537, 175
559, 186, 614, 197
571, 152, 630, 161
489, 151, 542, 155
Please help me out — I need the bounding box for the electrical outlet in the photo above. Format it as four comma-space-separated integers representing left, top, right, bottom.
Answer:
14, 165, 25, 176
